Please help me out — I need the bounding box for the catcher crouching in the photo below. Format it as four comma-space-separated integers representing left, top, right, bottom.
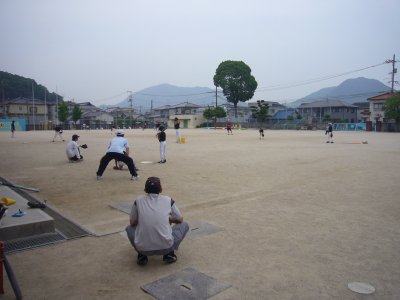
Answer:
66, 134, 87, 162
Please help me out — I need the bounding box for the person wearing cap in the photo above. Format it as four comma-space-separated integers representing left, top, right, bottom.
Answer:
96, 129, 139, 180
325, 122, 334, 143
174, 117, 181, 143
52, 124, 65, 142
126, 176, 189, 265
156, 125, 167, 163
66, 134, 83, 162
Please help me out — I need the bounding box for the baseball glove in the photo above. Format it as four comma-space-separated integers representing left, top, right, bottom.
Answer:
80, 144, 88, 149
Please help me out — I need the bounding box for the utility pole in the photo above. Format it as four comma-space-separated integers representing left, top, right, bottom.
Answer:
386, 54, 397, 93
215, 85, 218, 107
128, 91, 133, 128
214, 85, 218, 129
44, 87, 47, 130
32, 82, 35, 131
56, 86, 59, 125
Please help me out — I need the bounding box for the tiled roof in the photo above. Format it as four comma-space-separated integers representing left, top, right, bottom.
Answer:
367, 92, 394, 101
299, 100, 357, 108
3, 97, 47, 105
154, 102, 202, 110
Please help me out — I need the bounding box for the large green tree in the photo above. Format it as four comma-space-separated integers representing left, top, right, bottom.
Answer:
72, 105, 82, 125
251, 100, 270, 125
58, 101, 69, 124
213, 60, 258, 117
203, 106, 227, 128
383, 93, 400, 123
203, 107, 214, 126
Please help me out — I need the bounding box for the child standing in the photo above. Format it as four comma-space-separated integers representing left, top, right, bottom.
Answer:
226, 120, 233, 135
174, 117, 181, 143
325, 123, 334, 143
259, 127, 264, 139
11, 120, 15, 138
157, 126, 167, 163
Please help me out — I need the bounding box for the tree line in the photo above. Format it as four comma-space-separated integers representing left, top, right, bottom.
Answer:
0, 71, 62, 103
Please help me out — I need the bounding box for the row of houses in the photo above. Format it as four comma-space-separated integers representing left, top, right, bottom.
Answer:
0, 92, 395, 130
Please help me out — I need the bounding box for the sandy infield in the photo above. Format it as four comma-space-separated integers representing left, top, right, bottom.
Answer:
1, 128, 399, 299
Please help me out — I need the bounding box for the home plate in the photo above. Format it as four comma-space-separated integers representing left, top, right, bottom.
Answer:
347, 282, 375, 294
140, 161, 154, 164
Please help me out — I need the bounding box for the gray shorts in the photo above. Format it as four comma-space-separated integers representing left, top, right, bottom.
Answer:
125, 222, 189, 256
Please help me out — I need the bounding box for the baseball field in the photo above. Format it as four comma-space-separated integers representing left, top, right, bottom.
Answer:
1, 128, 399, 299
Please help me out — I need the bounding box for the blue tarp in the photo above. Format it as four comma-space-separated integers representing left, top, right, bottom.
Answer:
0, 119, 26, 131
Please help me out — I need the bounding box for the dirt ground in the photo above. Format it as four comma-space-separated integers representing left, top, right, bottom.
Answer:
1, 128, 400, 299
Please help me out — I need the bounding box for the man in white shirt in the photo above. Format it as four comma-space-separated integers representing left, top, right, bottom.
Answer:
96, 129, 139, 180
66, 134, 83, 162
126, 177, 189, 265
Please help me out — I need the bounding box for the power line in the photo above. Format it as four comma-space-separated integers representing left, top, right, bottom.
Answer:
91, 60, 393, 105
135, 91, 216, 97
94, 91, 128, 104
256, 61, 388, 92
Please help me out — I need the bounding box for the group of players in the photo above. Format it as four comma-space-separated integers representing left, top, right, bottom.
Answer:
59, 118, 334, 180
58, 119, 180, 181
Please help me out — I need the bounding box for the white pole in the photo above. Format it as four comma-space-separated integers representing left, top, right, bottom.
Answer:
56, 86, 58, 125
32, 82, 36, 131
44, 88, 47, 129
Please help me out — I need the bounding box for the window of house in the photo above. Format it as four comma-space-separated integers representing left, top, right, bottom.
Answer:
19, 106, 22, 111
373, 103, 383, 110
29, 107, 38, 113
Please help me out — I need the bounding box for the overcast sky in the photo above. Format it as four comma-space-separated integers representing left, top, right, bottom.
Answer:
0, 0, 398, 105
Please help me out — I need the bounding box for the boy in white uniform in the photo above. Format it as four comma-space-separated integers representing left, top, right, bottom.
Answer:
126, 177, 189, 265
325, 123, 334, 143
66, 134, 83, 162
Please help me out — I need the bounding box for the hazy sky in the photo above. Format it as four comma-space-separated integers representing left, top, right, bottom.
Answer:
0, 0, 398, 105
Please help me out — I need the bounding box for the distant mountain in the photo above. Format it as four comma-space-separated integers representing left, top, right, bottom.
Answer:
115, 83, 225, 111
289, 77, 391, 107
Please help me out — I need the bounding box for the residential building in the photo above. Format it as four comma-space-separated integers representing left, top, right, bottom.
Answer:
1, 97, 56, 129
219, 102, 252, 123
271, 108, 297, 121
153, 102, 205, 128
297, 100, 358, 122
248, 101, 287, 116
80, 111, 114, 129
352, 102, 370, 122
64, 101, 115, 129
367, 92, 394, 122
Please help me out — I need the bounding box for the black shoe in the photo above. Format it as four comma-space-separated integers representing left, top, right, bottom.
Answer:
162, 160, 166, 163
137, 254, 148, 266
158, 161, 163, 163
163, 251, 177, 264
27, 201, 46, 209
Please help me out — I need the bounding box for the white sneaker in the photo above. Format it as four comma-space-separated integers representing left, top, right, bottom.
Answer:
131, 176, 139, 181
96, 175, 102, 180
